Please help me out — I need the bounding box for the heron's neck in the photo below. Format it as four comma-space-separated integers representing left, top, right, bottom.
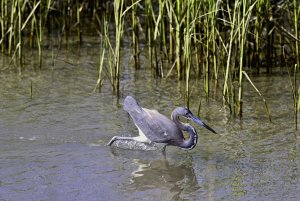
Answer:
171, 114, 198, 150
172, 114, 187, 130
180, 126, 198, 149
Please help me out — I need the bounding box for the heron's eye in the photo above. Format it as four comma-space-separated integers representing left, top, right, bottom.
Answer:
185, 112, 189, 116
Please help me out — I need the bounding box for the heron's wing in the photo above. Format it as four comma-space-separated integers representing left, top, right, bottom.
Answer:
139, 108, 181, 143
125, 107, 167, 142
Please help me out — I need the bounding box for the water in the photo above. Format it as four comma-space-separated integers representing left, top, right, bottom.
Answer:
0, 44, 299, 201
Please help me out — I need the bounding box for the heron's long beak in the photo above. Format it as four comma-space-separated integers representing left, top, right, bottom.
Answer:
190, 116, 217, 134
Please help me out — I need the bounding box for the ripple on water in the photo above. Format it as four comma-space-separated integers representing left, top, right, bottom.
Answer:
0, 50, 299, 200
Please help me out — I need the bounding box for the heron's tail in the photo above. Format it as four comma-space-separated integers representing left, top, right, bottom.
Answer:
123, 96, 143, 113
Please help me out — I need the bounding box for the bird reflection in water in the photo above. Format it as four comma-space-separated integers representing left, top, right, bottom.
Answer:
124, 158, 200, 200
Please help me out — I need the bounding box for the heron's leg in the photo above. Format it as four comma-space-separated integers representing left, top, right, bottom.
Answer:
107, 136, 136, 146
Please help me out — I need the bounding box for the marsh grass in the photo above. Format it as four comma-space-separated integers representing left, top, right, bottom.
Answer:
1, 0, 299, 120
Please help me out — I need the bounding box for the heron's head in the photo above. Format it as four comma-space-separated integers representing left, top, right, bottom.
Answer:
173, 107, 217, 134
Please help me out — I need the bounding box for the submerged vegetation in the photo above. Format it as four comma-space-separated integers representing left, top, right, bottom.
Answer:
0, 0, 300, 123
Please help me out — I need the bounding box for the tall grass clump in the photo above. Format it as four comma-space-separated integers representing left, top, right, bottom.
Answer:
1, 0, 300, 121
0, 0, 96, 69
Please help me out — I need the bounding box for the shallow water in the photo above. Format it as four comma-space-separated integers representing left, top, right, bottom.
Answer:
0, 44, 299, 201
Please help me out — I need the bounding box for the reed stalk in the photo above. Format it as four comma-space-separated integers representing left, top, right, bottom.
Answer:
207, 0, 220, 79
192, 2, 200, 78
237, 0, 255, 116
211, 2, 218, 81
223, 1, 238, 111
145, 0, 154, 69
103, 4, 115, 90
113, 0, 124, 95
237, 0, 246, 117
243, 71, 271, 122
1, 0, 299, 121
254, 0, 262, 72
184, 0, 191, 107
17, 0, 22, 68
8, 0, 16, 55
160, 0, 167, 58
38, 0, 43, 68
94, 47, 105, 92
293, 0, 299, 70
1, 0, 7, 52
204, 14, 209, 96
166, 0, 174, 62
29, 3, 35, 48
204, 0, 219, 96
113, 0, 141, 93
131, 0, 139, 68
294, 64, 298, 130
175, 0, 182, 80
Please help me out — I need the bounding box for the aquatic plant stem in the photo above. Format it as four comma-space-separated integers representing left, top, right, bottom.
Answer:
242, 71, 272, 122
131, 0, 139, 68
1, 0, 7, 52
223, 1, 238, 109
294, 64, 298, 130
184, 0, 191, 107
113, 0, 124, 95
293, 0, 299, 70
238, 0, 249, 116
175, 0, 182, 80
17, 0, 22, 68
94, 48, 105, 92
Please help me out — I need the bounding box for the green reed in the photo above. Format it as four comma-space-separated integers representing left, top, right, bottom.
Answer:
145, 0, 155, 71
114, 0, 126, 95
76, 1, 82, 44
237, 0, 256, 116
94, 47, 105, 93
1, 0, 300, 121
184, 0, 191, 107
1, 0, 7, 52
103, 5, 115, 91
37, 0, 42, 68
131, 0, 139, 68
294, 64, 298, 130
223, 1, 238, 112
254, 0, 262, 71
17, 0, 22, 68
294, 0, 299, 70
8, 0, 16, 56
165, 0, 174, 62
243, 71, 272, 121
175, 0, 182, 80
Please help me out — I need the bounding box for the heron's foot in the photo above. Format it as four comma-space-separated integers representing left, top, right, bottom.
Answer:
107, 136, 118, 146
110, 139, 167, 152
107, 136, 137, 146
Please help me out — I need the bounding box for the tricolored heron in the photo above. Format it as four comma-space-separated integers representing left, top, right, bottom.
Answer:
107, 96, 217, 150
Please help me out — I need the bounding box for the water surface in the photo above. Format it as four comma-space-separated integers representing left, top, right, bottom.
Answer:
0, 44, 299, 201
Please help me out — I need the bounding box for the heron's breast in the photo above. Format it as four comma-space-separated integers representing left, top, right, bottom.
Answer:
135, 124, 151, 143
